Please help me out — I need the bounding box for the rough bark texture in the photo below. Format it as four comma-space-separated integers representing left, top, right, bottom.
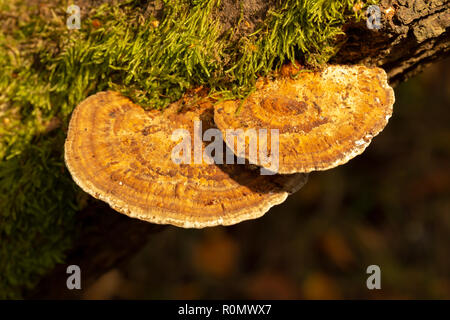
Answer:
28, 0, 449, 299
335, 0, 450, 86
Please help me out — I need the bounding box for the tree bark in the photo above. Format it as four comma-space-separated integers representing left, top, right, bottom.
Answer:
27, 0, 449, 299
335, 0, 450, 86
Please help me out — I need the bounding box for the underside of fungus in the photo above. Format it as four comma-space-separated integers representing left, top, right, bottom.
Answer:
64, 91, 307, 228
214, 65, 395, 174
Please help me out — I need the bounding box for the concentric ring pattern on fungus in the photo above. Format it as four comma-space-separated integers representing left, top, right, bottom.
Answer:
214, 65, 395, 174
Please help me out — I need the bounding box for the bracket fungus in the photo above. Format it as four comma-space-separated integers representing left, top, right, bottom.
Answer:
64, 91, 307, 228
214, 65, 395, 174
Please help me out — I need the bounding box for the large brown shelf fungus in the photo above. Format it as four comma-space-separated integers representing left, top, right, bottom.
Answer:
64, 91, 307, 228
214, 65, 395, 174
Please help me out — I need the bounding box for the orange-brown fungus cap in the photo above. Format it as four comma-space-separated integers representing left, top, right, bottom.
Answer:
64, 91, 307, 228
214, 65, 395, 174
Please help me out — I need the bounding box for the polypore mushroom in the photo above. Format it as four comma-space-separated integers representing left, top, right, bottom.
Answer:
214, 64, 395, 174
64, 91, 307, 228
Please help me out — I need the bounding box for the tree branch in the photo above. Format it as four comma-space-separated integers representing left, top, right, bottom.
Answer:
27, 0, 449, 299
335, 0, 450, 86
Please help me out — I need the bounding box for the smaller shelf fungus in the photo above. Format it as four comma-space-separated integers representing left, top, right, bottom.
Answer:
214, 65, 395, 174
64, 91, 307, 228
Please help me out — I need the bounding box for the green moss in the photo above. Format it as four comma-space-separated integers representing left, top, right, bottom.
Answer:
0, 133, 78, 299
0, 0, 377, 298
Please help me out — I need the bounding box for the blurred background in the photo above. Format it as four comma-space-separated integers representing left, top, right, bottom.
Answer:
84, 59, 450, 299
